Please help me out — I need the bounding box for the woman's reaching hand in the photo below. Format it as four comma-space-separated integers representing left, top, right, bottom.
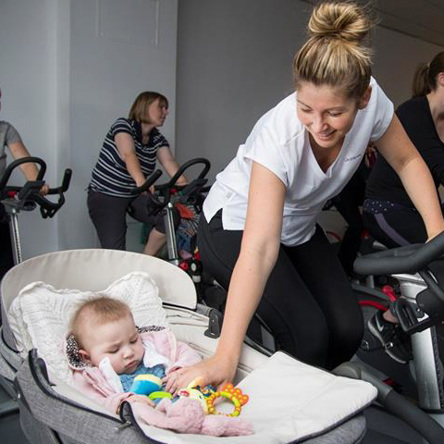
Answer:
172, 353, 238, 391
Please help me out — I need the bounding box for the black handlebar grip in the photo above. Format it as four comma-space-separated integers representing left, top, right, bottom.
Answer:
0, 156, 47, 192
354, 232, 444, 276
132, 169, 163, 195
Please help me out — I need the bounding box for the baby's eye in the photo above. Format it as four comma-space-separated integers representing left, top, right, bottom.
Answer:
130, 338, 139, 344
329, 111, 342, 117
108, 349, 118, 354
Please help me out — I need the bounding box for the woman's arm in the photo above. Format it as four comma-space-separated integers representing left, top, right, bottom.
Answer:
115, 132, 146, 187
174, 161, 286, 388
156, 146, 187, 185
375, 114, 444, 240
8, 140, 49, 194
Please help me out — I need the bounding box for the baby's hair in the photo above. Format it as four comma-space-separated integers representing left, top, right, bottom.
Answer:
293, 1, 376, 99
70, 295, 133, 348
412, 52, 444, 97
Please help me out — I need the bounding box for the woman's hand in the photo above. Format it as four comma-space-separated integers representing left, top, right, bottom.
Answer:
40, 184, 49, 196
171, 354, 238, 392
162, 369, 181, 394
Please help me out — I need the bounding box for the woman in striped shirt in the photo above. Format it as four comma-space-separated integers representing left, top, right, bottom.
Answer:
87, 91, 186, 255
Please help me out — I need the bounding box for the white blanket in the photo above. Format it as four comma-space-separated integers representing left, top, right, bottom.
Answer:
8, 272, 167, 384
130, 351, 377, 443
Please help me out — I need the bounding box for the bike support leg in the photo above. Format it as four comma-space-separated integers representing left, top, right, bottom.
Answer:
8, 209, 22, 265
164, 202, 179, 266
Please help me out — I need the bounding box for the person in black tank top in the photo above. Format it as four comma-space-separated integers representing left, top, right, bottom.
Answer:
363, 52, 444, 363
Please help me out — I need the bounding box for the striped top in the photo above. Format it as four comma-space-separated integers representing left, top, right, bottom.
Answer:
89, 118, 169, 197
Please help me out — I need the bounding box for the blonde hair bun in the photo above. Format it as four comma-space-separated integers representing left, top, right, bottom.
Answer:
308, 1, 372, 43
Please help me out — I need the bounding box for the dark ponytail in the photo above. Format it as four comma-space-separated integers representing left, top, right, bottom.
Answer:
412, 63, 430, 97
412, 52, 444, 98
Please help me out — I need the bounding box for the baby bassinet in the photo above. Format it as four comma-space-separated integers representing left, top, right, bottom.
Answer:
0, 249, 376, 443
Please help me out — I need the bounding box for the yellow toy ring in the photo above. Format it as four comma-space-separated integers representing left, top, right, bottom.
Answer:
205, 383, 249, 417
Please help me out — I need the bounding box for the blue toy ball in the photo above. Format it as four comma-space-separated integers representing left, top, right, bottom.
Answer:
129, 374, 162, 395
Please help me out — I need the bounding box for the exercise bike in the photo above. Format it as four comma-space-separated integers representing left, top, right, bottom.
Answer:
0, 157, 72, 265
331, 233, 444, 444
0, 156, 71, 418
132, 158, 226, 338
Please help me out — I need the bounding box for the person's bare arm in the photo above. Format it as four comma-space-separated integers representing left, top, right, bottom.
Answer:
156, 146, 187, 185
375, 114, 444, 240
115, 132, 146, 187
8, 140, 49, 194
173, 161, 286, 388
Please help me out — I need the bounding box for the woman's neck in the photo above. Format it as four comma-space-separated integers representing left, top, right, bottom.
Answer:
427, 90, 444, 144
140, 122, 155, 143
309, 134, 344, 173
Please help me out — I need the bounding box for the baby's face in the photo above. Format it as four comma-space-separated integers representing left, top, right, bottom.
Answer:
81, 314, 144, 374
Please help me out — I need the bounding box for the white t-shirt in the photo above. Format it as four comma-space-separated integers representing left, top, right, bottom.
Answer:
203, 77, 394, 246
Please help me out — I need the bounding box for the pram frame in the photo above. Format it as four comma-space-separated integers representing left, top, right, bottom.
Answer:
1, 249, 369, 443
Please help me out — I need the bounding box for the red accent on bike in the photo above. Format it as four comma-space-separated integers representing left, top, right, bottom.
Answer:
7, 191, 17, 198
179, 261, 189, 271
361, 229, 371, 239
383, 378, 397, 387
359, 300, 388, 311
382, 285, 398, 302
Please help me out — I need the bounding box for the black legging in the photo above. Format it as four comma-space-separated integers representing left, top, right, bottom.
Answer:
87, 190, 180, 250
363, 208, 427, 249
197, 210, 363, 370
0, 204, 14, 280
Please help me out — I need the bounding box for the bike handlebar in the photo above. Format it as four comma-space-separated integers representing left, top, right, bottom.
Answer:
131, 158, 211, 215
132, 169, 163, 195
0, 157, 46, 191
0, 157, 72, 219
354, 232, 444, 276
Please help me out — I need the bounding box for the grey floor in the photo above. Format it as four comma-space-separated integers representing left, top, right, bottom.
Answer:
0, 385, 28, 444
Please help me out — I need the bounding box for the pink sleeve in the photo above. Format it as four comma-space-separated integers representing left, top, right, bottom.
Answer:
72, 371, 133, 414
168, 341, 202, 373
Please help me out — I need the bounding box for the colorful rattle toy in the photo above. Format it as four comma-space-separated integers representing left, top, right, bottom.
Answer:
177, 380, 215, 413
205, 383, 249, 417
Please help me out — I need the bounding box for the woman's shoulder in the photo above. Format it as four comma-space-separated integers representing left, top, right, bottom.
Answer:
0, 120, 16, 131
111, 117, 133, 128
253, 92, 304, 146
0, 121, 21, 142
109, 117, 138, 136
397, 95, 427, 115
149, 127, 169, 147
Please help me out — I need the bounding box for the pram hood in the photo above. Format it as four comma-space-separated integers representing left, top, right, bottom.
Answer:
0, 249, 377, 443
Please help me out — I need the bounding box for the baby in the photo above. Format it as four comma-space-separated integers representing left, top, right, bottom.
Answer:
66, 295, 202, 413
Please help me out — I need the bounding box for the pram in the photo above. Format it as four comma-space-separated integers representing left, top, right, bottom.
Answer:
0, 249, 376, 443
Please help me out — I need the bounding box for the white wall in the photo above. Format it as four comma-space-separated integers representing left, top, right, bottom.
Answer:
65, 0, 178, 250
0, 0, 60, 258
176, 0, 309, 180
175, 0, 444, 237
176, 0, 444, 180
1, 0, 444, 256
0, 0, 178, 259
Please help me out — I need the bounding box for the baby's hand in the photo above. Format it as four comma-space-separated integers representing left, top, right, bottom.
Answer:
162, 370, 181, 395
127, 394, 155, 408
